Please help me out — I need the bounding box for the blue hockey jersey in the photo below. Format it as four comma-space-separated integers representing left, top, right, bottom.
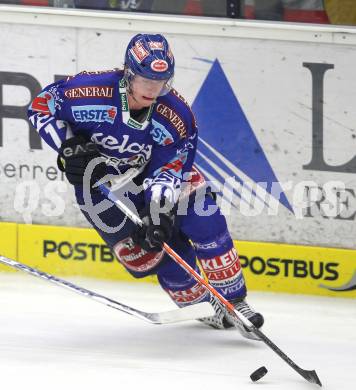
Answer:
28, 69, 198, 204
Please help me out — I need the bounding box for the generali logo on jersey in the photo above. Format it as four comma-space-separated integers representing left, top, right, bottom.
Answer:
156, 103, 186, 138
64, 86, 113, 99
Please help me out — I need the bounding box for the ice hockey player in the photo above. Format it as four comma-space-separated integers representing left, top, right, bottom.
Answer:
28, 33, 264, 333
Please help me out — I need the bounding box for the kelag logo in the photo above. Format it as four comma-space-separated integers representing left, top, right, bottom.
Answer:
192, 59, 293, 214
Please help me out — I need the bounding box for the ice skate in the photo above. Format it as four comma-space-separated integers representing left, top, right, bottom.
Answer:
199, 297, 264, 340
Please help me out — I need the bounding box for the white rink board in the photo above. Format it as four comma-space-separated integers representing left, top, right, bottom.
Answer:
0, 16, 356, 248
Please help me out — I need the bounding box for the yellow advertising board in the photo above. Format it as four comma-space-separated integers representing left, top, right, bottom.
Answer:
17, 223, 157, 284
0, 222, 17, 272
1, 222, 355, 298
235, 240, 356, 298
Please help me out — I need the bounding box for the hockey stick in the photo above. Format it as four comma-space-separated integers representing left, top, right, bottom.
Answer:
0, 255, 214, 325
100, 183, 322, 386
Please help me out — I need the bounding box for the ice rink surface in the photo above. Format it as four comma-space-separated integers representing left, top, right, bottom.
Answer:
0, 273, 354, 390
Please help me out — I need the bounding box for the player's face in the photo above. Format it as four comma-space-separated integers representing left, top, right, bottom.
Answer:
129, 75, 167, 108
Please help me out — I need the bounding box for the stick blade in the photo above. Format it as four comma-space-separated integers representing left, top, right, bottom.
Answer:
300, 369, 322, 386
155, 302, 215, 324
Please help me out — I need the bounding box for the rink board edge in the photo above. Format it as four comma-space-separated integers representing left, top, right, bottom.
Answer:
0, 222, 355, 298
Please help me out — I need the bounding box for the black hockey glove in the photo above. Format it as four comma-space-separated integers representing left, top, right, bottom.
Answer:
58, 135, 107, 187
132, 203, 175, 252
